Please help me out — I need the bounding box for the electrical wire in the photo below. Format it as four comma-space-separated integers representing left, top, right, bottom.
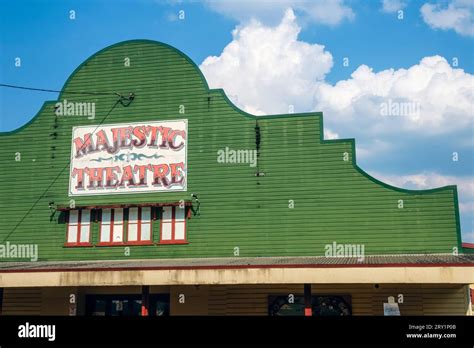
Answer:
1, 94, 134, 243
0, 83, 115, 96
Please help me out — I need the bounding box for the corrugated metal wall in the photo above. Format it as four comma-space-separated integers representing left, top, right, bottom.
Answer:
1, 284, 468, 315
0, 40, 461, 261
1, 288, 42, 315
205, 284, 469, 316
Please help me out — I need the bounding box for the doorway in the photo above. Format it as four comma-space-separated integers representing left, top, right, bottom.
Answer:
85, 294, 170, 316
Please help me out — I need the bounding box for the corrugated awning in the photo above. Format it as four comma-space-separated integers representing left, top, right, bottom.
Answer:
1, 255, 473, 287
1, 254, 474, 272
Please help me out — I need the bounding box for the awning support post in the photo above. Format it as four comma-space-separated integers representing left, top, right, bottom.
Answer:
141, 285, 149, 316
304, 284, 312, 316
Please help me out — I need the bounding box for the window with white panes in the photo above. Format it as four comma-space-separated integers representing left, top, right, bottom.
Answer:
99, 208, 124, 245
127, 207, 153, 244
159, 206, 187, 244
66, 209, 92, 246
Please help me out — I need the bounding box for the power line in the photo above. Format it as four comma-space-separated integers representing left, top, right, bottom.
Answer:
0, 83, 115, 96
1, 94, 134, 243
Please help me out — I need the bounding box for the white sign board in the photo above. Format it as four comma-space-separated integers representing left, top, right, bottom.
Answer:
383, 303, 401, 316
69, 120, 187, 196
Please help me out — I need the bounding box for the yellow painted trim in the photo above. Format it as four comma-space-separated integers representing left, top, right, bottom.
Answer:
0, 266, 473, 287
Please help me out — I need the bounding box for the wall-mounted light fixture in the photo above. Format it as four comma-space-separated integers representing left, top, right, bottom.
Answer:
48, 201, 57, 222
191, 193, 200, 216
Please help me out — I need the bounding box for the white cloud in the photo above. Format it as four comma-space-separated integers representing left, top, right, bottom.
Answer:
368, 171, 474, 213
297, 0, 355, 26
356, 140, 392, 160
200, 9, 333, 115
459, 201, 474, 214
369, 171, 474, 243
314, 56, 474, 136
200, 10, 473, 137
421, 0, 474, 37
204, 0, 354, 26
371, 172, 473, 195
381, 0, 407, 13
324, 128, 339, 139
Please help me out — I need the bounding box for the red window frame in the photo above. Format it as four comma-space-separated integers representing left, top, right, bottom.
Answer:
126, 207, 153, 245
65, 209, 92, 247
159, 206, 188, 244
98, 208, 125, 246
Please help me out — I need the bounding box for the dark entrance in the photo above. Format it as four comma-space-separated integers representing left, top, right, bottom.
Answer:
268, 295, 352, 316
85, 294, 170, 316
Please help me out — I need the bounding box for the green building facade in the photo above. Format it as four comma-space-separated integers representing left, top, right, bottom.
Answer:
0, 40, 465, 261
0, 41, 472, 317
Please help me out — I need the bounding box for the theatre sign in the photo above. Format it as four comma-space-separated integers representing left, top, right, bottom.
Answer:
69, 119, 187, 196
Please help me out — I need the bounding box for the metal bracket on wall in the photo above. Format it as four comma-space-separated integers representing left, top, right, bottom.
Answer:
115, 92, 135, 107
48, 201, 57, 222
191, 194, 201, 216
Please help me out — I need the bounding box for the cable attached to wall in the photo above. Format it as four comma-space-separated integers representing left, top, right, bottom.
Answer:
1, 93, 136, 244
0, 83, 116, 96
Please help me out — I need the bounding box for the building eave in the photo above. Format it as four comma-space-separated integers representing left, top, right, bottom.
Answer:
1, 255, 473, 287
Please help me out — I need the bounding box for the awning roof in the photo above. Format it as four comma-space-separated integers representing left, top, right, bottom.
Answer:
1, 254, 473, 272
1, 254, 473, 287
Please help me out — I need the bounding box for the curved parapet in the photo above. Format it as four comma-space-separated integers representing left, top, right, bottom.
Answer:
0, 40, 462, 261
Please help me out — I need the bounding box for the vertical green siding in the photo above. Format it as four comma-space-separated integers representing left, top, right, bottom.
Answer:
0, 40, 461, 261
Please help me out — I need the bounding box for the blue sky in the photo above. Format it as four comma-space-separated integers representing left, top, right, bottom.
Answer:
1, 0, 473, 243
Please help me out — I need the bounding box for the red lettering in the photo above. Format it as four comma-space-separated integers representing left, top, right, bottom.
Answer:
132, 126, 149, 148
158, 127, 172, 149
86, 167, 104, 189
95, 130, 110, 152
73, 134, 94, 158
72, 168, 85, 189
148, 164, 170, 187
119, 165, 135, 187
111, 127, 133, 148
170, 162, 185, 185
147, 126, 159, 146
104, 166, 120, 188
133, 165, 148, 186
168, 130, 186, 150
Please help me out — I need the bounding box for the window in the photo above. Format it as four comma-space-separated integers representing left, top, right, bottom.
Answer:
66, 209, 92, 246
85, 294, 170, 316
127, 207, 153, 244
159, 206, 187, 244
99, 208, 124, 245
